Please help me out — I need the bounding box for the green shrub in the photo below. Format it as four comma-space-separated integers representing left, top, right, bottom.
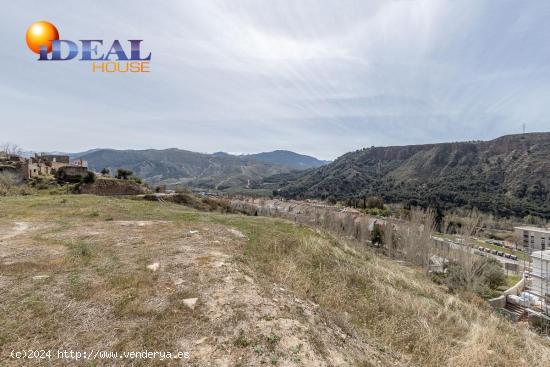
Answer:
116, 168, 133, 180
83, 171, 96, 183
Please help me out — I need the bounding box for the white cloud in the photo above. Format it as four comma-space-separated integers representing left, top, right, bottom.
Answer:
0, 0, 548, 160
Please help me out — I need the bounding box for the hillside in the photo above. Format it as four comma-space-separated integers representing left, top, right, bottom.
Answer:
75, 149, 325, 190
1, 195, 549, 366
276, 133, 550, 218
77, 148, 295, 190
244, 150, 329, 170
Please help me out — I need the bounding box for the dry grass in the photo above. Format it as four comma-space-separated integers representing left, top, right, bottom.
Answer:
0, 195, 549, 366
217, 215, 550, 367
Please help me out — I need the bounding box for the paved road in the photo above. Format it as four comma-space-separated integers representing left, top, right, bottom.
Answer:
431, 236, 525, 268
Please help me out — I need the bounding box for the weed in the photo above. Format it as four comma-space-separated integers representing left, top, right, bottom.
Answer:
266, 334, 280, 344
233, 331, 252, 348
254, 345, 264, 355
289, 344, 301, 354
68, 241, 93, 263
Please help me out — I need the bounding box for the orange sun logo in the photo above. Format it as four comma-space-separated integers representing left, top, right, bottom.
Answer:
26, 21, 59, 54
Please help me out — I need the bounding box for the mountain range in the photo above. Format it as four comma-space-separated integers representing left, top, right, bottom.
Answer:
274, 133, 550, 219
74, 149, 327, 190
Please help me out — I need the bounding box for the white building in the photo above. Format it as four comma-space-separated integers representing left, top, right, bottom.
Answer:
514, 226, 550, 252
530, 250, 550, 299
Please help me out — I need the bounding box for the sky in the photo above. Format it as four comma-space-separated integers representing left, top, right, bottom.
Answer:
1, 0, 550, 160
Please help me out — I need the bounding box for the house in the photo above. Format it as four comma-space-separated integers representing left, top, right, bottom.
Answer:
71, 158, 88, 167
530, 250, 550, 299
514, 226, 550, 252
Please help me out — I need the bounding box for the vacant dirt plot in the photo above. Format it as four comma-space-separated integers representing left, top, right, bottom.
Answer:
0, 195, 549, 366
0, 196, 399, 366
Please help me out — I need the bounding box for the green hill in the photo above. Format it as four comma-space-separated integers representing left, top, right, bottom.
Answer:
276, 133, 550, 218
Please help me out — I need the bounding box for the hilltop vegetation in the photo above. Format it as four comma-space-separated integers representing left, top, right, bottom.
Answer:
1, 195, 549, 366
276, 133, 550, 219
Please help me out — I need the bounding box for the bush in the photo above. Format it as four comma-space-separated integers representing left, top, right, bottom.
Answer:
444, 257, 506, 298
116, 168, 133, 180
0, 172, 16, 195
365, 196, 384, 210
482, 258, 506, 290
83, 171, 96, 184
129, 176, 142, 184
370, 224, 384, 246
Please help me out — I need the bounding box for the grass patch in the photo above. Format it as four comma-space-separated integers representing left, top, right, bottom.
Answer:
66, 240, 93, 264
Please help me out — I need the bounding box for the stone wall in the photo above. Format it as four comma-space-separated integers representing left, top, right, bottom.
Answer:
488, 276, 526, 309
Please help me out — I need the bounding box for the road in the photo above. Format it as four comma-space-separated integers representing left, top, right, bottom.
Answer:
431, 236, 525, 269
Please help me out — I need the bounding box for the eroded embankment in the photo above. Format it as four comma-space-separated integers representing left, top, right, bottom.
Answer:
230, 198, 383, 244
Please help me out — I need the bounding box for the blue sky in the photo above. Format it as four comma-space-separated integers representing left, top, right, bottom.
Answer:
1, 0, 549, 160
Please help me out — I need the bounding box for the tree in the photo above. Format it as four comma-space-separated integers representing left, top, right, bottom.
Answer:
366, 196, 384, 210
100, 168, 110, 176
370, 224, 384, 246
0, 143, 22, 156
116, 168, 133, 180
394, 208, 436, 270
482, 258, 506, 290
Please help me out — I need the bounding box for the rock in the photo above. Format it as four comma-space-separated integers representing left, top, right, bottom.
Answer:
194, 337, 208, 345
174, 278, 184, 286
189, 230, 199, 234
183, 298, 198, 310
147, 262, 160, 271
32, 275, 49, 280
229, 228, 245, 238
212, 261, 225, 268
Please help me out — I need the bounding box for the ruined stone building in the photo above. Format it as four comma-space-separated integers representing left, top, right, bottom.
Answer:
1, 153, 89, 180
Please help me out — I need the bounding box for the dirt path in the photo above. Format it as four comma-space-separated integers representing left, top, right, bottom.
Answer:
0, 222, 30, 241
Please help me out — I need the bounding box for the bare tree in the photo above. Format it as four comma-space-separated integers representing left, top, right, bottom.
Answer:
395, 208, 436, 270
448, 209, 488, 291
0, 143, 23, 156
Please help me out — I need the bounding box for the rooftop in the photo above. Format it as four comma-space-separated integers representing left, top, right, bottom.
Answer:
515, 226, 550, 233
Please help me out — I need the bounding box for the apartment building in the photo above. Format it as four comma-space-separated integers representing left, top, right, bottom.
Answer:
515, 226, 550, 252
